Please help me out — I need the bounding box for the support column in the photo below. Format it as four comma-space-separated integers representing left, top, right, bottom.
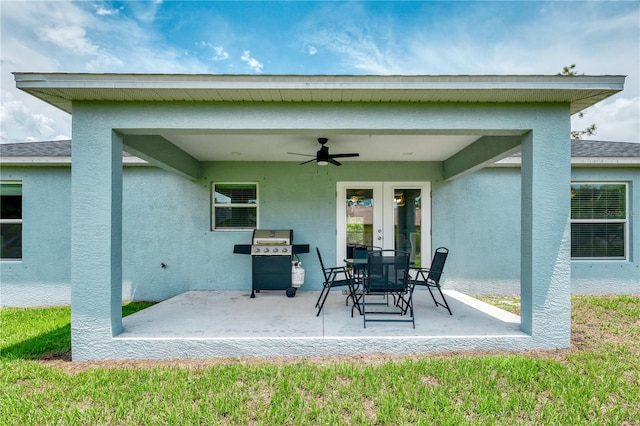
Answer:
520, 116, 572, 348
71, 121, 123, 360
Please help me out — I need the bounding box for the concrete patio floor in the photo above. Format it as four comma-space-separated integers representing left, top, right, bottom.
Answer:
120, 289, 522, 338
108, 289, 530, 359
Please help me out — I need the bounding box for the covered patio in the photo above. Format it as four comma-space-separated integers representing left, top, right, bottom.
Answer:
14, 73, 625, 361
114, 289, 523, 359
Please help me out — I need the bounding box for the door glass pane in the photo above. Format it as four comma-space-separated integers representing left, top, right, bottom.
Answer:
346, 189, 373, 257
394, 189, 421, 266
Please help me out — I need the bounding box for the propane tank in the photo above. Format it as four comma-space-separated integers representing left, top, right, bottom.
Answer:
291, 260, 305, 288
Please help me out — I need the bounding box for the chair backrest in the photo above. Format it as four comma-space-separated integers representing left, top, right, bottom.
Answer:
366, 250, 410, 292
353, 247, 368, 260
427, 247, 449, 284
353, 245, 380, 260
315, 247, 330, 281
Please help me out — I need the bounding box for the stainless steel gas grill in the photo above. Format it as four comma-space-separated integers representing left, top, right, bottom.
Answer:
233, 229, 310, 298
251, 229, 292, 255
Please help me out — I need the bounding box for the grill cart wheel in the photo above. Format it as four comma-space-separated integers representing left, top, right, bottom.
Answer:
286, 286, 297, 298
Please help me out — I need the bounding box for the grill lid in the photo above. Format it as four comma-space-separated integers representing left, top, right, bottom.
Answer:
252, 229, 292, 245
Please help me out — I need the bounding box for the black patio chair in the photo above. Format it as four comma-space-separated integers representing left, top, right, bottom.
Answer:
351, 245, 381, 284
315, 247, 359, 316
348, 245, 382, 315
362, 250, 414, 328
410, 247, 452, 315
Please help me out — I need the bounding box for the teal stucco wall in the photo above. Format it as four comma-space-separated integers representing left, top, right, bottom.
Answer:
2, 161, 638, 307
433, 168, 522, 294
434, 165, 639, 295
2, 161, 439, 305
570, 167, 640, 294
0, 167, 72, 306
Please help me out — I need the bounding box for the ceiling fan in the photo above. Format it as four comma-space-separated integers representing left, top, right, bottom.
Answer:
288, 137, 359, 166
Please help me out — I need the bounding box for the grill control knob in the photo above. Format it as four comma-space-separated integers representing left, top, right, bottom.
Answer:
253, 247, 260, 253
282, 247, 288, 253
264, 248, 270, 253
273, 248, 279, 253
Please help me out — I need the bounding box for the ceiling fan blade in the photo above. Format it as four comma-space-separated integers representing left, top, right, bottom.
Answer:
291, 138, 356, 166
328, 153, 360, 159
287, 152, 315, 157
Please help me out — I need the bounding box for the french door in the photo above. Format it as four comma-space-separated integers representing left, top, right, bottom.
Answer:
336, 182, 431, 267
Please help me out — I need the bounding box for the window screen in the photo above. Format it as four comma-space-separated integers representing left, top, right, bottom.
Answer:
570, 183, 627, 260
1, 182, 22, 259
212, 183, 258, 229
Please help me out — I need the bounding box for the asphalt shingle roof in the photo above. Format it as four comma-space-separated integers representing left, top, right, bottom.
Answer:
0, 140, 134, 157
1, 138, 638, 159
570, 140, 640, 157
1, 140, 73, 156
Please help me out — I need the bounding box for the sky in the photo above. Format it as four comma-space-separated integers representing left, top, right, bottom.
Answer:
1, 0, 639, 144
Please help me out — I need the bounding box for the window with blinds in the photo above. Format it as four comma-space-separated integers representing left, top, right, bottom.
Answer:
212, 183, 258, 230
570, 183, 627, 260
1, 182, 22, 259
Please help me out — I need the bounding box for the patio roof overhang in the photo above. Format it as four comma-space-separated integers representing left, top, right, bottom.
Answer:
14, 73, 625, 115
13, 73, 625, 180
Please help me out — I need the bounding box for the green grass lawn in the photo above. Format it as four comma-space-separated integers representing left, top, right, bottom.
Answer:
1, 296, 639, 425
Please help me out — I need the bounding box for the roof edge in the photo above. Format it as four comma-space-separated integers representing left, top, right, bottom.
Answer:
14, 72, 626, 89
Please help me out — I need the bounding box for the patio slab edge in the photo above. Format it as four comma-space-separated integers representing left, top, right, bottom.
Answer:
96, 334, 537, 361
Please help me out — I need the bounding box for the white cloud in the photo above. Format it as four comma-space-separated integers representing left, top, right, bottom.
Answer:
94, 4, 121, 16
0, 91, 70, 143
1, 1, 637, 143
85, 54, 125, 72
301, 25, 397, 74
0, 0, 187, 142
241, 50, 263, 73
198, 42, 229, 61
297, 3, 400, 74
580, 96, 640, 143
125, 0, 163, 23
36, 25, 99, 56
211, 46, 229, 61
297, 2, 638, 141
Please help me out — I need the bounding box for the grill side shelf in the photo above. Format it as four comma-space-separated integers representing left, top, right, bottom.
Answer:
233, 244, 252, 255
292, 244, 310, 255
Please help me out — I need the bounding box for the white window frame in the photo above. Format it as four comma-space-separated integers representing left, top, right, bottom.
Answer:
211, 182, 259, 231
570, 181, 629, 261
1, 181, 22, 260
